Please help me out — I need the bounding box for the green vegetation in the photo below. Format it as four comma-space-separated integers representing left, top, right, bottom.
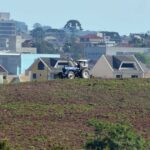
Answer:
85, 119, 150, 150
0, 140, 12, 150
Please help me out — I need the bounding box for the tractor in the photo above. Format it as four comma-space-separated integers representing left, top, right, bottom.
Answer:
60, 59, 90, 79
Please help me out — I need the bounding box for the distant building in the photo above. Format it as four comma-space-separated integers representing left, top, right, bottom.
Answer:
0, 12, 10, 21
106, 46, 150, 55
84, 46, 150, 64
0, 12, 16, 50
97, 31, 121, 44
84, 46, 106, 64
92, 55, 144, 78
0, 53, 60, 75
80, 34, 104, 47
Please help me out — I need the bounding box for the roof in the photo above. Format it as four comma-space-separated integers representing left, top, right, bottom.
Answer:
0, 65, 8, 73
80, 34, 102, 39
105, 55, 140, 70
139, 62, 150, 72
40, 57, 59, 68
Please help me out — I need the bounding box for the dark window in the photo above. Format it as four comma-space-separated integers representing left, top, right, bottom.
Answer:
121, 63, 134, 68
32, 73, 36, 79
57, 62, 69, 67
131, 75, 138, 78
116, 75, 122, 78
3, 76, 6, 80
38, 61, 45, 70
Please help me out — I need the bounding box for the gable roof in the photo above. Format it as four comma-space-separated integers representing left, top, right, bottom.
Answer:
26, 57, 60, 72
40, 57, 59, 68
104, 55, 143, 71
0, 65, 8, 73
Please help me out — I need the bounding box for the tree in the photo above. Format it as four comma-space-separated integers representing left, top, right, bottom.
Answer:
64, 20, 83, 32
63, 42, 84, 59
33, 23, 42, 29
31, 27, 45, 43
35, 41, 56, 54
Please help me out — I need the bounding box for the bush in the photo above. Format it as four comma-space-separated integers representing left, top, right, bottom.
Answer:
85, 119, 150, 150
0, 140, 11, 150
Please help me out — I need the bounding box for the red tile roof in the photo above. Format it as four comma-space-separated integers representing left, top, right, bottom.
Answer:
80, 34, 102, 39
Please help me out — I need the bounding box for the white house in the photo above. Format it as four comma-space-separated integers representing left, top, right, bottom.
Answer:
92, 55, 144, 78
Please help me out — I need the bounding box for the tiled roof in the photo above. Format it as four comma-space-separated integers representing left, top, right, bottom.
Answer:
80, 34, 102, 39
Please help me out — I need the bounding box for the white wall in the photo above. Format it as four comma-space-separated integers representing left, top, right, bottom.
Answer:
92, 55, 113, 78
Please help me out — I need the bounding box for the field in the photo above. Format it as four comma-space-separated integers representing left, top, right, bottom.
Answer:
1, 79, 150, 149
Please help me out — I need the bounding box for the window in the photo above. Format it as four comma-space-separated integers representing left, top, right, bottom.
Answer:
57, 62, 69, 68
131, 75, 138, 78
58, 62, 69, 66
32, 73, 37, 79
38, 61, 45, 70
121, 63, 135, 68
116, 75, 122, 78
3, 76, 6, 80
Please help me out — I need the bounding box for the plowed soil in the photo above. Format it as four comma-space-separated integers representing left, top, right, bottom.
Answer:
1, 79, 150, 149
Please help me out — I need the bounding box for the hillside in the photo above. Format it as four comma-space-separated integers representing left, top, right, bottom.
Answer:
1, 79, 150, 149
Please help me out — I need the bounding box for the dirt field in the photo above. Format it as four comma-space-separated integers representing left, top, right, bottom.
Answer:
1, 79, 150, 149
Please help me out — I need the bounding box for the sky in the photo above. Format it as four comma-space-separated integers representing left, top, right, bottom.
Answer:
0, 0, 149, 35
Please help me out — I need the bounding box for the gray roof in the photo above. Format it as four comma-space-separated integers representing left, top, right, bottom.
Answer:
0, 65, 8, 73
139, 62, 150, 72
105, 55, 138, 70
40, 57, 59, 68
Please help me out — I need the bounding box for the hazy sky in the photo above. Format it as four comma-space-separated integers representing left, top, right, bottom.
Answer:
0, 0, 149, 35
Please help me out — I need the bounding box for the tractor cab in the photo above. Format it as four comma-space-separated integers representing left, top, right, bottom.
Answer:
76, 59, 89, 69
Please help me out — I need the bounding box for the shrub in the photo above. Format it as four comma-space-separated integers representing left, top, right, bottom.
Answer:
0, 140, 11, 150
85, 119, 150, 150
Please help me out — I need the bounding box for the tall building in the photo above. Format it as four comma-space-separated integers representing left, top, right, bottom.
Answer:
0, 12, 16, 50
0, 12, 10, 21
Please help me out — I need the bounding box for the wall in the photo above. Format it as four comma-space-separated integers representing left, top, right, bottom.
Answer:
84, 46, 106, 63
0, 53, 60, 75
0, 54, 20, 75
0, 75, 3, 84
113, 70, 144, 78
26, 60, 52, 81
21, 54, 60, 74
92, 55, 113, 78
106, 47, 150, 55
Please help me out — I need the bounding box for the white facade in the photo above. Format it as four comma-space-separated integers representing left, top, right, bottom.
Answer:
92, 55, 144, 79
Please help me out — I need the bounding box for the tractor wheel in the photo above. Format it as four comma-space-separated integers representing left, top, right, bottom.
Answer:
81, 69, 90, 79
67, 71, 75, 79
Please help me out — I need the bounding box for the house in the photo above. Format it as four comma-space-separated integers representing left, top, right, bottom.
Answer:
25, 58, 59, 81
25, 57, 76, 81
0, 65, 8, 84
80, 34, 104, 47
0, 53, 60, 75
92, 55, 144, 78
